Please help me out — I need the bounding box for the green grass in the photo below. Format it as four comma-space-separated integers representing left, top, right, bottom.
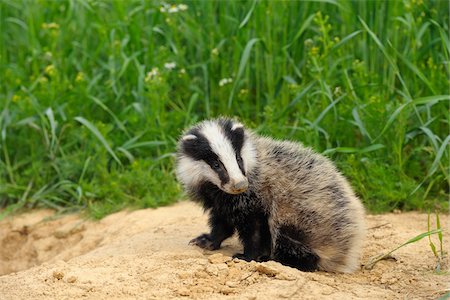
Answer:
0, 0, 448, 218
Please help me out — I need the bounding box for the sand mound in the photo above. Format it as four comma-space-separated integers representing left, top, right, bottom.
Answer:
0, 202, 448, 299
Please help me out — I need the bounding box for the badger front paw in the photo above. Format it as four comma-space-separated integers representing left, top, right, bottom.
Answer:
189, 234, 219, 250
233, 253, 270, 262
232, 253, 252, 261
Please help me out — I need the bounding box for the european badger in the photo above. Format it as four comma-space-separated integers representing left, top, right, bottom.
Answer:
176, 118, 365, 273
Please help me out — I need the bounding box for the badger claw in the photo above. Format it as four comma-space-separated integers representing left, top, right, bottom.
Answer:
189, 234, 219, 250
233, 253, 270, 262
232, 253, 251, 261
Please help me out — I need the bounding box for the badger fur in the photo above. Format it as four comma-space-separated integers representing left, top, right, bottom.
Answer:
176, 118, 366, 273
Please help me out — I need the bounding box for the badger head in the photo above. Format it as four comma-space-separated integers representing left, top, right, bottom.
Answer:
176, 118, 257, 195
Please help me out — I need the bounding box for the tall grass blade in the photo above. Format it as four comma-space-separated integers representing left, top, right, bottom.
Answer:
284, 14, 315, 49
277, 81, 315, 119
228, 38, 261, 108
74, 116, 122, 166
44, 108, 57, 151
426, 135, 450, 179
374, 95, 450, 141
352, 107, 372, 141
239, 0, 258, 29
90, 96, 130, 137
323, 144, 385, 155
312, 94, 344, 128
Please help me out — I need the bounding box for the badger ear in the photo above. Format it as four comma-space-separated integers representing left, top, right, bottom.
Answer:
182, 134, 197, 141
231, 122, 244, 131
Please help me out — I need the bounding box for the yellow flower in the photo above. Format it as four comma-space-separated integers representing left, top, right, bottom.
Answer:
42, 22, 60, 30
12, 94, 20, 103
75, 72, 85, 83
39, 77, 48, 84
45, 64, 56, 77
310, 46, 320, 56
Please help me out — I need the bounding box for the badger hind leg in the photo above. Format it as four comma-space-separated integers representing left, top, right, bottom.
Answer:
273, 225, 320, 272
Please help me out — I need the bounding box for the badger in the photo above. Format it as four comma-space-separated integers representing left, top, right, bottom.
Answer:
176, 118, 366, 273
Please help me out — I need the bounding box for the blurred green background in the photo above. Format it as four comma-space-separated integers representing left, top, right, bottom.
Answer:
0, 0, 449, 218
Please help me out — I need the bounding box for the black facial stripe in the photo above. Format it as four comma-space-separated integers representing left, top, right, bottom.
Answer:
219, 119, 246, 175
216, 161, 230, 185
181, 129, 230, 185
219, 119, 245, 154
236, 154, 245, 176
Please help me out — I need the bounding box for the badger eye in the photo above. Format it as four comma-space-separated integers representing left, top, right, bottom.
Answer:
236, 155, 242, 164
212, 162, 221, 170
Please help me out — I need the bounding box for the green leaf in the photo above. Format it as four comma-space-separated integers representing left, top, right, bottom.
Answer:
44, 108, 57, 150
75, 116, 122, 166
239, 0, 258, 29
312, 94, 343, 127
374, 95, 450, 141
90, 96, 129, 136
426, 134, 450, 179
283, 14, 315, 49
352, 107, 372, 141
277, 81, 315, 119
228, 38, 261, 108
323, 144, 385, 155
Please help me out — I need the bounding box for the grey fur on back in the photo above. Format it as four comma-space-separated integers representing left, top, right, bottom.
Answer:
248, 134, 366, 272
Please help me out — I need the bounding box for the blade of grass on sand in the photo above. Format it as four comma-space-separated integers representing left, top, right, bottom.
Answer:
428, 212, 439, 258
364, 229, 442, 269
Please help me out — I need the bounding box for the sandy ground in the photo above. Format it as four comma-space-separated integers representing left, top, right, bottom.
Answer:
0, 201, 448, 300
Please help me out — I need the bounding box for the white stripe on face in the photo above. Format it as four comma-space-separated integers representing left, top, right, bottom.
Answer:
200, 121, 246, 185
176, 154, 221, 189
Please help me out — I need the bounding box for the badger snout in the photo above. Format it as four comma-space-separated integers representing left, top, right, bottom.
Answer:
231, 179, 248, 193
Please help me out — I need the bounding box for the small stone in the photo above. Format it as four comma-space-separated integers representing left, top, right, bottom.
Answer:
216, 263, 229, 276
52, 270, 64, 280
388, 277, 398, 284
178, 272, 190, 279
67, 276, 77, 283
205, 264, 219, 276
194, 271, 208, 278
226, 281, 239, 288
177, 288, 190, 296
219, 286, 234, 295
256, 264, 279, 277
208, 253, 232, 264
